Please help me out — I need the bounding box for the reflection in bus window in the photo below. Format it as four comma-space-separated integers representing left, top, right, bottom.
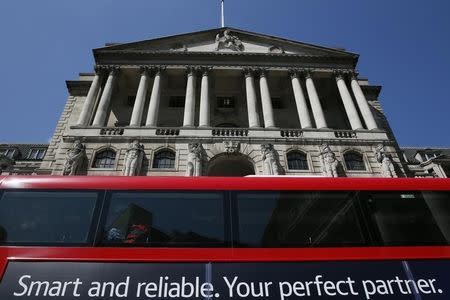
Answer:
365, 191, 450, 245
236, 191, 367, 247
102, 192, 226, 246
0, 191, 99, 244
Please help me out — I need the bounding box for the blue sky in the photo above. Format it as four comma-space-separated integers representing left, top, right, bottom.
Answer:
0, 0, 449, 147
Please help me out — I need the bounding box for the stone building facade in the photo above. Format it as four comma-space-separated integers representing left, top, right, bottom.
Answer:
32, 27, 444, 178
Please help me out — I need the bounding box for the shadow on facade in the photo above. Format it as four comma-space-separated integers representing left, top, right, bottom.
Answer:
207, 153, 255, 177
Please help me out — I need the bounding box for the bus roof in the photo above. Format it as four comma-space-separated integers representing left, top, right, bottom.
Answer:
0, 175, 449, 191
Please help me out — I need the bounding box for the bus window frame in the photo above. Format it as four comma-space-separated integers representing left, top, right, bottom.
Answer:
231, 190, 377, 248
97, 190, 232, 248
0, 189, 105, 247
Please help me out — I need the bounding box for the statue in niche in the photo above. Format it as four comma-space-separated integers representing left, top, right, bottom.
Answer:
375, 144, 397, 178
123, 140, 144, 176
319, 143, 339, 177
261, 144, 283, 175
186, 143, 205, 177
63, 140, 86, 176
215, 29, 244, 52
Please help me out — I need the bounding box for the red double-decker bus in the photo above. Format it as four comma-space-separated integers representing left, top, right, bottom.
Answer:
0, 176, 450, 300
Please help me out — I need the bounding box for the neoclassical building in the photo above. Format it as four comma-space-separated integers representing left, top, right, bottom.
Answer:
33, 27, 432, 177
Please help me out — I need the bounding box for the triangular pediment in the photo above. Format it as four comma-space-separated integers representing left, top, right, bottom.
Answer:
95, 27, 357, 58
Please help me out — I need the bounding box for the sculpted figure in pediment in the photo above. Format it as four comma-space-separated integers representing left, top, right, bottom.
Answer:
215, 30, 244, 52
63, 140, 86, 176
123, 140, 144, 176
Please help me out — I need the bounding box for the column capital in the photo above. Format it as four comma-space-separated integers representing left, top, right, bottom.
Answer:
333, 69, 345, 80
349, 70, 359, 80
139, 66, 151, 76
243, 67, 257, 78
185, 65, 200, 76
94, 65, 107, 75
333, 69, 354, 80
288, 68, 301, 79
257, 68, 269, 78
200, 66, 212, 76
304, 69, 314, 79
151, 65, 166, 76
106, 65, 120, 76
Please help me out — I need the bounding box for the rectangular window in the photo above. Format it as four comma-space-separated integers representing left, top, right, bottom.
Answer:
424, 153, 438, 161
102, 191, 227, 246
235, 191, 366, 247
0, 149, 15, 159
27, 149, 46, 160
169, 96, 185, 107
0, 191, 101, 245
271, 97, 283, 109
362, 191, 450, 245
217, 97, 235, 108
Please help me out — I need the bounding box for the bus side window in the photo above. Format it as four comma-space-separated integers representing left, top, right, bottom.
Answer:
363, 191, 450, 246
0, 191, 100, 245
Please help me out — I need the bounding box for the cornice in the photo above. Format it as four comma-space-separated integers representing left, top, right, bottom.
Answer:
94, 51, 358, 69
66, 80, 91, 96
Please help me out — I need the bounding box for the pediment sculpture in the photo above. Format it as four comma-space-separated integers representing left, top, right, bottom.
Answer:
215, 30, 244, 52
123, 140, 144, 176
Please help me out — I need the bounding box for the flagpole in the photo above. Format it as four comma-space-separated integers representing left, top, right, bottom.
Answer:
221, 0, 225, 27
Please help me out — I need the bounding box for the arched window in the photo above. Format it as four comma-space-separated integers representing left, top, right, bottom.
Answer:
287, 151, 308, 170
344, 151, 365, 171
92, 149, 116, 168
153, 150, 175, 169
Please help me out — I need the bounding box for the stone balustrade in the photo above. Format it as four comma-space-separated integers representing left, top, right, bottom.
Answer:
212, 128, 249, 137
280, 129, 303, 138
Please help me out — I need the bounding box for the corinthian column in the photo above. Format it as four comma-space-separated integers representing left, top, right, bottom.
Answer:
199, 67, 211, 127
77, 68, 103, 126
259, 70, 275, 128
92, 67, 119, 126
244, 69, 260, 128
145, 67, 163, 126
305, 70, 327, 129
350, 72, 378, 130
130, 67, 150, 126
335, 71, 363, 130
290, 70, 312, 128
183, 67, 197, 127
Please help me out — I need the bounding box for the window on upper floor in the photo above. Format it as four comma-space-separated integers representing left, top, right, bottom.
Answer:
153, 150, 176, 169
344, 151, 366, 171
169, 96, 185, 108
27, 149, 46, 160
287, 151, 308, 170
422, 152, 439, 161
217, 96, 235, 108
92, 149, 116, 169
0, 149, 16, 159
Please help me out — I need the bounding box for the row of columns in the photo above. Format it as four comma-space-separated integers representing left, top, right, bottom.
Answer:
77, 66, 378, 131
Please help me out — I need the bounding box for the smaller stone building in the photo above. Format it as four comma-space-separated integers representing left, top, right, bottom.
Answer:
402, 147, 450, 178
0, 144, 48, 175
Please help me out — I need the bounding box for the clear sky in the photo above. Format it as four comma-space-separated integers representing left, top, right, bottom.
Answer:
0, 0, 449, 147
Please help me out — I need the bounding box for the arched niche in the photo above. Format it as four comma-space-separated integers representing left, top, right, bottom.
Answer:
207, 153, 255, 177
